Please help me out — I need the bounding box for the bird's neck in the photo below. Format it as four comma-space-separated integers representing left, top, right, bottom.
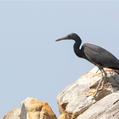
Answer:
73, 40, 82, 57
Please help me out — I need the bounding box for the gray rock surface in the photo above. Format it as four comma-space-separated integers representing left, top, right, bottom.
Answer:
77, 92, 119, 119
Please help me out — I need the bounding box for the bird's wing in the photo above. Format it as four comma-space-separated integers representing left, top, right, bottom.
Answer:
82, 43, 119, 68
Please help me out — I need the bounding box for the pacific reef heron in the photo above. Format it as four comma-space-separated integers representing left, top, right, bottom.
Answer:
56, 33, 119, 96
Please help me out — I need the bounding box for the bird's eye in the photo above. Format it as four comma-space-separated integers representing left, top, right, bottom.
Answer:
67, 34, 71, 38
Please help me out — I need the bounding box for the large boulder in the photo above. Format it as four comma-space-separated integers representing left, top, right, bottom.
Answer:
57, 67, 119, 119
3, 97, 57, 119
20, 97, 57, 119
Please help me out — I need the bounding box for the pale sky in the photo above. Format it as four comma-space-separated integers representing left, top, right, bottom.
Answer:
1, 0, 119, 118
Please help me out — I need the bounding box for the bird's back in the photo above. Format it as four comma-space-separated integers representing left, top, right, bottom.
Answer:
81, 43, 119, 70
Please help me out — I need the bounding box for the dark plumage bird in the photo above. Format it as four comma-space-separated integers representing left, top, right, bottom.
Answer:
56, 33, 119, 75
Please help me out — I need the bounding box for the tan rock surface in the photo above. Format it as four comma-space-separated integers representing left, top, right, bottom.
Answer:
58, 112, 71, 119
3, 97, 57, 119
3, 108, 20, 119
20, 97, 57, 119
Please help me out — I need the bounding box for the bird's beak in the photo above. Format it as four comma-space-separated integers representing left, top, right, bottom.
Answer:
56, 36, 70, 42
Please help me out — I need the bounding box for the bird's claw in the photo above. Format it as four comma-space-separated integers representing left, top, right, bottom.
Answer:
86, 89, 98, 98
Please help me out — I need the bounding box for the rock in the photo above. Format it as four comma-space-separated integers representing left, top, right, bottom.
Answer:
77, 92, 119, 119
20, 97, 57, 119
3, 108, 21, 119
3, 97, 57, 119
3, 67, 119, 119
57, 67, 119, 119
58, 112, 71, 119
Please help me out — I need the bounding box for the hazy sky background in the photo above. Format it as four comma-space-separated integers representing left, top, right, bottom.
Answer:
1, 0, 119, 118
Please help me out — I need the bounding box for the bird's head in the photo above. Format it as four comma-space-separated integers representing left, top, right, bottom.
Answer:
56, 33, 81, 42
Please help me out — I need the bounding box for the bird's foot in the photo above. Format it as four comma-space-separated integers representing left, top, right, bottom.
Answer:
86, 89, 98, 98
96, 68, 100, 73
87, 86, 105, 99
87, 79, 105, 98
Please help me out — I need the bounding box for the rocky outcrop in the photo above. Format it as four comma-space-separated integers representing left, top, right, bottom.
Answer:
77, 92, 119, 119
3, 67, 119, 119
20, 97, 57, 119
3, 97, 57, 119
3, 108, 20, 119
57, 67, 119, 119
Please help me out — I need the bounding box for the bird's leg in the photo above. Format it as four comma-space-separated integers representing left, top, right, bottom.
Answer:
102, 68, 107, 77
96, 68, 100, 73
93, 68, 107, 97
99, 68, 108, 88
98, 68, 107, 88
